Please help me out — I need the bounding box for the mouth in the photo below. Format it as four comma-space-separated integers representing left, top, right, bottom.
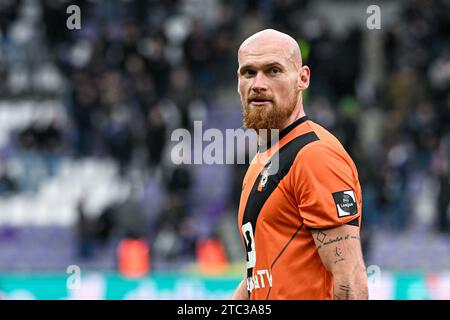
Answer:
248, 98, 272, 107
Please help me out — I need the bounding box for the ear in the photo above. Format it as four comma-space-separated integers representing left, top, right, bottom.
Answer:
298, 66, 310, 91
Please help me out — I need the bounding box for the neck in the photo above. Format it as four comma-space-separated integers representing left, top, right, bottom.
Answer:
281, 101, 305, 131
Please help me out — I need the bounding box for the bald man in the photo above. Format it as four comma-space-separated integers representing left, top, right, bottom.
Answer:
232, 29, 368, 300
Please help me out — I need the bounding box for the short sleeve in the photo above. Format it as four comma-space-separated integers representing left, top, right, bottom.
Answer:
291, 141, 361, 229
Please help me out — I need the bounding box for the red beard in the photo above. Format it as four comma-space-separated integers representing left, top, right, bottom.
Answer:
243, 102, 293, 132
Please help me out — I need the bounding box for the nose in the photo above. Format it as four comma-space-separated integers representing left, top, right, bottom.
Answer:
251, 72, 268, 93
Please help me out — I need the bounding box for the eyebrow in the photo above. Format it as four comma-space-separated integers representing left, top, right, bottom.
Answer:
239, 62, 283, 74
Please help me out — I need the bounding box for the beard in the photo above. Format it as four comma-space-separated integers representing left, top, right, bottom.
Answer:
242, 99, 295, 132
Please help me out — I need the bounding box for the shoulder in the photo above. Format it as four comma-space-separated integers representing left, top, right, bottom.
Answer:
290, 136, 356, 182
297, 138, 346, 164
294, 121, 350, 161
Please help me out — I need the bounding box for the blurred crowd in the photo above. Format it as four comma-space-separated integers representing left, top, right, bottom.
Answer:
0, 0, 449, 266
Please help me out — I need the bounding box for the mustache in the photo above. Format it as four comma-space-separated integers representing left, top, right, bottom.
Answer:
247, 94, 273, 102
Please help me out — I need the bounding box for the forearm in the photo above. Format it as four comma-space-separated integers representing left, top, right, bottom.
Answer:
333, 268, 368, 300
311, 224, 368, 300
231, 278, 249, 300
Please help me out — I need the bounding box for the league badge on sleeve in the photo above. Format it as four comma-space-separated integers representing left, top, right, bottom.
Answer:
332, 190, 358, 218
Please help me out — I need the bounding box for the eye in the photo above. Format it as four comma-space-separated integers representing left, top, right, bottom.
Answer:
243, 69, 256, 77
270, 67, 281, 75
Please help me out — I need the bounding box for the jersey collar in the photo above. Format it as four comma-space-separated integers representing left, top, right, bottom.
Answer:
258, 115, 309, 153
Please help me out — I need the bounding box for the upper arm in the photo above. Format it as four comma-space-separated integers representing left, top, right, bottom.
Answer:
310, 224, 366, 276
292, 141, 362, 230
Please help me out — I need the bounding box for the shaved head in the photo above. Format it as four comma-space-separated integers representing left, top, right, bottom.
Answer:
237, 29, 309, 132
238, 29, 302, 69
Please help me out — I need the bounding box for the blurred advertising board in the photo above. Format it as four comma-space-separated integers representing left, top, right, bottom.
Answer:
0, 271, 449, 300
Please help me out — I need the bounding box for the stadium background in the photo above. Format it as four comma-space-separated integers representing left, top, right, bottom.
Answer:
0, 0, 449, 300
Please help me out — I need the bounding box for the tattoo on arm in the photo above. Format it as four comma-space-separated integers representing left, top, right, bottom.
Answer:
345, 234, 360, 240
316, 235, 342, 249
338, 284, 351, 300
316, 231, 326, 243
313, 227, 367, 300
316, 232, 360, 250
334, 247, 345, 264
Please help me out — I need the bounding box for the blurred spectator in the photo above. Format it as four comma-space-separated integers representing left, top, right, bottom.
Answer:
38, 119, 64, 177
113, 190, 147, 240
146, 103, 167, 170
102, 107, 134, 176
117, 235, 150, 278
165, 164, 192, 197
169, 68, 197, 130
94, 203, 116, 244
152, 194, 195, 262
16, 123, 44, 192
75, 199, 95, 259
145, 31, 171, 98
183, 19, 214, 98
42, 0, 72, 48
70, 72, 100, 157
15, 118, 65, 192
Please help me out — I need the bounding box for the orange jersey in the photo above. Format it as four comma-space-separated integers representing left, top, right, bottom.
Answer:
237, 116, 362, 300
